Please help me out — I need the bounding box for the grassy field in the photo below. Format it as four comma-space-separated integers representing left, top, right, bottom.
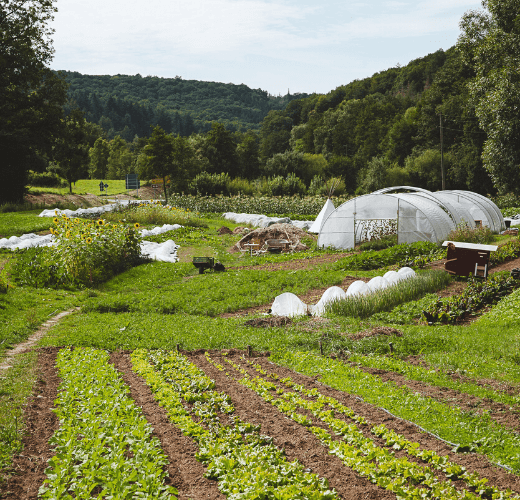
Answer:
27, 179, 130, 196
3, 205, 520, 488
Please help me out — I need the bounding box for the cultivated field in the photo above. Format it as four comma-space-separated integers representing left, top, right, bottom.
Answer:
1, 192, 520, 499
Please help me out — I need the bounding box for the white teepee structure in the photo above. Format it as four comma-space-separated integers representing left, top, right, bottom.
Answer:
309, 198, 335, 233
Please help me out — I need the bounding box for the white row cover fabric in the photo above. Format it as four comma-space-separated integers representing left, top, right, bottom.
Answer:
318, 187, 504, 250
271, 267, 416, 317
223, 212, 312, 230
38, 200, 143, 218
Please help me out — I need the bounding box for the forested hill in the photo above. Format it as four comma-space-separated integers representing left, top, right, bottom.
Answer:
60, 71, 308, 139
256, 47, 492, 195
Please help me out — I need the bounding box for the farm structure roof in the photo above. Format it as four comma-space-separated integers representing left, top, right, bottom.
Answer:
317, 187, 504, 250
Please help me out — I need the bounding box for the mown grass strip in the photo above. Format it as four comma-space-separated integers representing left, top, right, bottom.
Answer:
347, 353, 520, 406
270, 350, 520, 474
131, 349, 338, 499
0, 351, 38, 474
40, 348, 177, 499
211, 354, 520, 499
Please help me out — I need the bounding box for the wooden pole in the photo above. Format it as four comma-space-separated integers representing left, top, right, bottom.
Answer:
440, 113, 445, 190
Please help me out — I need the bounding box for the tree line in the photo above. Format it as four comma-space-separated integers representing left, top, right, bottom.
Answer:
2, 0, 519, 204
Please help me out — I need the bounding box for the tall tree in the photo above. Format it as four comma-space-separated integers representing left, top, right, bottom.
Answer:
203, 122, 238, 176
106, 136, 132, 179
458, 0, 520, 194
52, 109, 90, 193
89, 138, 110, 179
142, 126, 174, 202
0, 0, 67, 202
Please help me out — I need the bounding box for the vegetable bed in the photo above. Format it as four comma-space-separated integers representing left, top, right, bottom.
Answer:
2, 347, 520, 499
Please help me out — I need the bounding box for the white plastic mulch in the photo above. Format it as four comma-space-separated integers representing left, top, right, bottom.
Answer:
271, 267, 416, 318
223, 212, 313, 231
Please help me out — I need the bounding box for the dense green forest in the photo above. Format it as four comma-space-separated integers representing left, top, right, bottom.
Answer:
61, 71, 308, 138
255, 46, 492, 195
58, 46, 493, 197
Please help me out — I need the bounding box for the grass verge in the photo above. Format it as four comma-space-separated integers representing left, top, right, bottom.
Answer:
0, 351, 39, 479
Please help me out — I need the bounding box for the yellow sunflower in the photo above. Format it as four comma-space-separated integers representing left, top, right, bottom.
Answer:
86, 237, 93, 244
134, 223, 140, 229
97, 219, 104, 226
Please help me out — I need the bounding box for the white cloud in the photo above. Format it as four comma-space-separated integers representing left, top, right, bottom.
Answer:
50, 0, 483, 93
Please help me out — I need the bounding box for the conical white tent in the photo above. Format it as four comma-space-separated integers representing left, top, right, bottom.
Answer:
309, 199, 335, 234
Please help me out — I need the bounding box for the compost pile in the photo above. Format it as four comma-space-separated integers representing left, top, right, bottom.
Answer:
230, 223, 313, 253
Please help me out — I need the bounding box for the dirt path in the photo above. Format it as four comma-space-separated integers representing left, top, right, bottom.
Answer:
0, 308, 79, 374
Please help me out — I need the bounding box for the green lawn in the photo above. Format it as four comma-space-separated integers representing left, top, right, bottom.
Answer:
28, 179, 130, 196
0, 210, 54, 237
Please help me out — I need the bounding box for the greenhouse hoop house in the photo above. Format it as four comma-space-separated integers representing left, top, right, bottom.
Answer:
317, 187, 504, 250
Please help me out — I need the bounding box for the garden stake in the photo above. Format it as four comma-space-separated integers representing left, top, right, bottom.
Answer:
389, 342, 394, 354
176, 343, 180, 353
247, 345, 252, 357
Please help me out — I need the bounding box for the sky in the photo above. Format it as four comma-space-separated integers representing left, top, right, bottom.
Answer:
50, 0, 484, 96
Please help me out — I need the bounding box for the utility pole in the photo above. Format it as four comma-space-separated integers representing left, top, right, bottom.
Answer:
440, 113, 445, 190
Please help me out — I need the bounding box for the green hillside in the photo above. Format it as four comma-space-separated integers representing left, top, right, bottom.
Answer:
61, 71, 309, 139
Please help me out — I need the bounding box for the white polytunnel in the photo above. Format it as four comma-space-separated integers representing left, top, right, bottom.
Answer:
374, 186, 476, 228
317, 187, 504, 251
440, 190, 503, 232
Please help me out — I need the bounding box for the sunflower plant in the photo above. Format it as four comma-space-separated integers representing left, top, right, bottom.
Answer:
51, 214, 142, 286
14, 214, 144, 288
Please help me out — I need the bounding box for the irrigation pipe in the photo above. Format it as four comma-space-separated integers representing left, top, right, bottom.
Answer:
267, 360, 515, 473
352, 394, 515, 474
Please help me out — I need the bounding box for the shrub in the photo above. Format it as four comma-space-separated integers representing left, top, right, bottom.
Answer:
308, 176, 346, 196
491, 193, 520, 210
447, 222, 495, 244
257, 175, 306, 196
227, 177, 255, 196
27, 170, 67, 188
501, 207, 520, 218
190, 172, 230, 196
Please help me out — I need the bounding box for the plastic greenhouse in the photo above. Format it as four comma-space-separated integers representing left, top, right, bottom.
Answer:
317, 187, 504, 250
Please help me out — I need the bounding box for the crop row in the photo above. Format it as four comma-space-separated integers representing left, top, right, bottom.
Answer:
423, 274, 520, 324
346, 353, 520, 407
269, 350, 520, 474
130, 349, 338, 499
205, 352, 520, 500
40, 348, 177, 499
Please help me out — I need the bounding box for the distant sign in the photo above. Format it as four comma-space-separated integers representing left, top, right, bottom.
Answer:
99, 182, 109, 192
126, 174, 140, 190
